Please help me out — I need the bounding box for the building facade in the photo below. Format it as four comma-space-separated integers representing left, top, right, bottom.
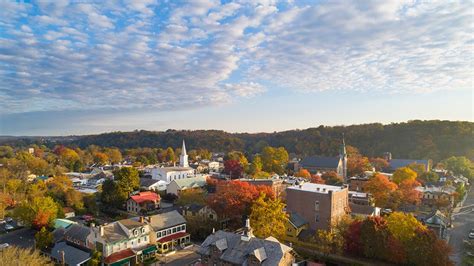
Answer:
286, 183, 349, 231
126, 191, 160, 215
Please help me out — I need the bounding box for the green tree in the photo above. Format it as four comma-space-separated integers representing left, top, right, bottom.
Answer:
0, 145, 14, 158
249, 193, 288, 239
176, 188, 206, 206
0, 246, 53, 265
113, 167, 139, 193
165, 147, 175, 163
105, 148, 122, 164
418, 171, 440, 184
261, 146, 289, 174
392, 167, 417, 185
443, 156, 474, 180
87, 251, 102, 266
13, 196, 60, 229
35, 227, 53, 250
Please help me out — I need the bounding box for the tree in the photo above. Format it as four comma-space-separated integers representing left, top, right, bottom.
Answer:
58, 148, 80, 171
226, 151, 248, 167
347, 155, 371, 177
223, 160, 243, 179
105, 148, 122, 164
369, 157, 389, 171
175, 188, 206, 206
443, 156, 474, 180
261, 146, 289, 174
295, 168, 311, 178
113, 167, 139, 193
0, 246, 53, 265
321, 171, 343, 185
87, 251, 102, 266
406, 228, 453, 266
0, 145, 14, 158
344, 220, 363, 256
248, 155, 263, 176
397, 179, 422, 206
249, 193, 287, 239
165, 147, 175, 163
386, 212, 426, 246
100, 179, 128, 208
418, 171, 440, 184
93, 152, 109, 165
35, 227, 53, 250
364, 174, 398, 207
65, 189, 84, 211
407, 163, 426, 176
392, 167, 417, 185
360, 216, 389, 260
13, 196, 60, 229
309, 174, 325, 184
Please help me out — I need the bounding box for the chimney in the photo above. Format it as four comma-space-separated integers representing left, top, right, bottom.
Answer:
322, 188, 326, 192
99, 226, 104, 237
316, 187, 320, 191
139, 216, 144, 223
241, 218, 254, 241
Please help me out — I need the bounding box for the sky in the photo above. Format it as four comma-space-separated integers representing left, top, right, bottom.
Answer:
0, 0, 472, 136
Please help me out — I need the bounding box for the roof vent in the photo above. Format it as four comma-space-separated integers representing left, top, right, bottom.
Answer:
322, 188, 326, 192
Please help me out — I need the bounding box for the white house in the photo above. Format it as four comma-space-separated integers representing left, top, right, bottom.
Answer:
150, 140, 195, 183
167, 176, 207, 195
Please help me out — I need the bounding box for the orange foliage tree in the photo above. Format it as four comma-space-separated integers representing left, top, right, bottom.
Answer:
295, 168, 311, 178
364, 174, 398, 207
309, 174, 325, 184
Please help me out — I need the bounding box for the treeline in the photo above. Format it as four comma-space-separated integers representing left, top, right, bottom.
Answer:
2, 120, 473, 162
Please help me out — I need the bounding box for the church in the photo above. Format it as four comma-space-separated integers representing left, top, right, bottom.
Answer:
150, 140, 195, 183
298, 136, 348, 181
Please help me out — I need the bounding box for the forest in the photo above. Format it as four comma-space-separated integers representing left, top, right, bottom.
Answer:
1, 120, 473, 162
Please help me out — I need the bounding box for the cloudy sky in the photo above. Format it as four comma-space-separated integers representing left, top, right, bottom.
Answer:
0, 0, 472, 136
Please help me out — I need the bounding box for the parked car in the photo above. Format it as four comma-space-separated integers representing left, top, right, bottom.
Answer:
5, 217, 12, 223
0, 243, 9, 249
469, 229, 474, 239
0, 220, 5, 224
4, 224, 14, 231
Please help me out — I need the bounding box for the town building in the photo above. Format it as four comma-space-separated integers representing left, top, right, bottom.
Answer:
50, 224, 92, 266
383, 152, 431, 172
150, 140, 195, 183
198, 219, 294, 265
286, 183, 349, 231
298, 136, 348, 181
147, 210, 191, 254
90, 217, 156, 265
181, 204, 218, 221
126, 191, 160, 215
416, 185, 456, 208
417, 210, 449, 239
241, 178, 287, 198
166, 176, 207, 195
140, 178, 167, 191
348, 176, 369, 192
284, 212, 315, 245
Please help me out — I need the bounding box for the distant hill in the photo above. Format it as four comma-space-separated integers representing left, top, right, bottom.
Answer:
1, 120, 473, 162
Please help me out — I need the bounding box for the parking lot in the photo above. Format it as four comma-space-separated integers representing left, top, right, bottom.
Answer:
0, 228, 36, 249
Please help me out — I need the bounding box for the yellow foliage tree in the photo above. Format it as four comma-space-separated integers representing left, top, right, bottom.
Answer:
392, 167, 417, 185
249, 193, 288, 239
386, 212, 427, 245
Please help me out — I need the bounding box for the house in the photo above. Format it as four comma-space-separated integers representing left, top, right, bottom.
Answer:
208, 161, 220, 172
150, 141, 195, 183
384, 152, 431, 172
349, 203, 380, 217
50, 242, 91, 266
63, 207, 76, 218
127, 191, 160, 214
298, 137, 348, 180
241, 178, 287, 198
181, 204, 218, 221
198, 219, 294, 265
147, 210, 191, 254
284, 212, 315, 245
416, 185, 456, 207
286, 183, 349, 231
348, 176, 369, 192
167, 176, 207, 195
417, 210, 449, 239
90, 217, 156, 265
140, 178, 167, 191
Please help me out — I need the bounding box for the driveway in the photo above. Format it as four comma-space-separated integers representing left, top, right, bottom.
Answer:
0, 228, 36, 249
449, 187, 474, 265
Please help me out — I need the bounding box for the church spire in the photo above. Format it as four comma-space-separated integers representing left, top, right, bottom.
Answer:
340, 133, 348, 182
180, 140, 189, 167
340, 133, 347, 157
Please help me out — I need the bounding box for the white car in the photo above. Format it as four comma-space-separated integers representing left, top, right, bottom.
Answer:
4, 224, 14, 231
469, 229, 474, 239
0, 243, 9, 249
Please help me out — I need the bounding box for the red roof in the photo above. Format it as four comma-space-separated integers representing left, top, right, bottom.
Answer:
130, 191, 160, 204
104, 248, 136, 264
157, 232, 189, 243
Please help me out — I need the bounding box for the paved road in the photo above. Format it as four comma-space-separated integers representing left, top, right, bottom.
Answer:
0, 228, 36, 249
152, 245, 201, 266
449, 187, 474, 265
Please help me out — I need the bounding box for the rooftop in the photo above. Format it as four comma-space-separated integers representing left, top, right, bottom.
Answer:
51, 242, 91, 265
143, 210, 186, 231
287, 182, 345, 194
129, 191, 160, 204
172, 176, 207, 189
299, 156, 340, 169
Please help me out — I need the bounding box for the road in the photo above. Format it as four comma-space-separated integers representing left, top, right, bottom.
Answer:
0, 228, 36, 249
449, 186, 474, 265
152, 245, 201, 266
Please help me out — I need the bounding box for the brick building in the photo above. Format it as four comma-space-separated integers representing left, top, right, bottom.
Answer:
286, 183, 349, 231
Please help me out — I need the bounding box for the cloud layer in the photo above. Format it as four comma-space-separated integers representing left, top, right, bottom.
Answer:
0, 0, 471, 114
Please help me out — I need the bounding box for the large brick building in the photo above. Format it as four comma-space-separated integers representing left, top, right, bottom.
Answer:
286, 183, 349, 231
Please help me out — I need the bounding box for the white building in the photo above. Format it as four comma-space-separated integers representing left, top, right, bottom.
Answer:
151, 140, 195, 183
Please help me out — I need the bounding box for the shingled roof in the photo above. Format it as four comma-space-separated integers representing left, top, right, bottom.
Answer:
299, 156, 341, 169
198, 230, 292, 265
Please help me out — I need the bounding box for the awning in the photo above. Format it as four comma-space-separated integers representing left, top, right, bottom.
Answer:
142, 245, 157, 255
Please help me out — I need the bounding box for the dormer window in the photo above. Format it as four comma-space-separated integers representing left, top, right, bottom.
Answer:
133, 229, 138, 236
141, 228, 146, 234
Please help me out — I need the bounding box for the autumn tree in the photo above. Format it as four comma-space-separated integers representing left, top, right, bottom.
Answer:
175, 188, 206, 206
347, 155, 371, 177
309, 174, 325, 184
295, 168, 311, 178
165, 147, 175, 163
360, 216, 391, 261
406, 228, 453, 266
113, 167, 139, 193
418, 171, 440, 184
35, 227, 53, 250
397, 179, 422, 206
364, 174, 397, 207
344, 220, 363, 256
261, 146, 289, 175
392, 167, 417, 185
105, 148, 122, 164
248, 155, 264, 176
407, 163, 426, 176
93, 152, 109, 165
226, 151, 248, 167
13, 196, 60, 229
386, 212, 426, 246
223, 159, 243, 179
249, 193, 287, 239
0, 246, 53, 265
321, 171, 343, 185
369, 157, 389, 171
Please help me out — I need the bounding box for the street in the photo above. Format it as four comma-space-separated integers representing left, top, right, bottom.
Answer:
449, 187, 474, 265
0, 228, 36, 249
152, 245, 201, 266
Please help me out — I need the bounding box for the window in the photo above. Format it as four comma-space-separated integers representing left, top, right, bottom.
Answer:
173, 227, 177, 233
315, 201, 320, 211
209, 214, 214, 219
315, 214, 320, 222
157, 232, 161, 238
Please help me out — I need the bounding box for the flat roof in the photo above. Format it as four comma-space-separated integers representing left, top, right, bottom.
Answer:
287, 183, 345, 194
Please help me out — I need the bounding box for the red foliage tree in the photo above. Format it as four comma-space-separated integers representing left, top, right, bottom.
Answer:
398, 179, 422, 206
309, 174, 325, 184
32, 211, 53, 229
344, 220, 363, 256
207, 180, 274, 221
224, 160, 243, 179
364, 174, 398, 207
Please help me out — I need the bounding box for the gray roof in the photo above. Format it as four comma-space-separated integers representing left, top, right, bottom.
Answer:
140, 178, 160, 187
118, 218, 146, 230
101, 222, 128, 243
172, 176, 207, 189
64, 224, 91, 244
300, 156, 340, 169
51, 242, 91, 265
289, 212, 307, 228
350, 203, 377, 216
198, 230, 292, 265
388, 159, 429, 171
147, 210, 186, 231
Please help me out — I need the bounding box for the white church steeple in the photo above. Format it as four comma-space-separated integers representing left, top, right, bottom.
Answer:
180, 140, 189, 167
